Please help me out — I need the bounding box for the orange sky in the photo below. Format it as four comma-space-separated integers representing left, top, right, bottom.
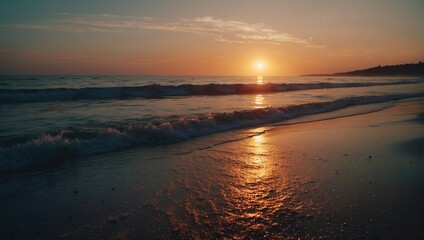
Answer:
0, 0, 423, 76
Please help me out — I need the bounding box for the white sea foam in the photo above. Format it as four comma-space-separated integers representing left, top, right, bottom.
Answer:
0, 93, 421, 171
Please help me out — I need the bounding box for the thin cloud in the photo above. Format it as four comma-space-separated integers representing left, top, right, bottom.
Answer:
2, 14, 319, 46
0, 49, 164, 64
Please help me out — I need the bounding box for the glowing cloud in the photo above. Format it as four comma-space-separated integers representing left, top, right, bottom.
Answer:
3, 14, 312, 45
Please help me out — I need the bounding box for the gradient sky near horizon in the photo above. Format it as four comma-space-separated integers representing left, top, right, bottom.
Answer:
0, 0, 423, 76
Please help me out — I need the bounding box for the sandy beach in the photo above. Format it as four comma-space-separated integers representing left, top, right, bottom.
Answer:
2, 1, 423, 239
0, 99, 422, 239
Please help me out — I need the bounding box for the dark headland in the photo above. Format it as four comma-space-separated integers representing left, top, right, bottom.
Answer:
303, 61, 424, 76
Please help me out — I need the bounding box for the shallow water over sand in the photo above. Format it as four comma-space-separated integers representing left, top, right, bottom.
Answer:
0, 101, 422, 239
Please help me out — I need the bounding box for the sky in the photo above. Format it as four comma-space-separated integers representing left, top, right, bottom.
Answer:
0, 0, 423, 76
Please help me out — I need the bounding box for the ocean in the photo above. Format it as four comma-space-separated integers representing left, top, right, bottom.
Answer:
0, 76, 422, 172
0, 75, 423, 239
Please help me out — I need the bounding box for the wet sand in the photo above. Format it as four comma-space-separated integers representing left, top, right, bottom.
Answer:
159, 100, 423, 239
0, 100, 423, 239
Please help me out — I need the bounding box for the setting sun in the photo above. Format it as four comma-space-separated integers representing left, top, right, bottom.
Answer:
255, 60, 266, 72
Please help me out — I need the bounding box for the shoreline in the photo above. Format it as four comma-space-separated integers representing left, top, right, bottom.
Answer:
0, 100, 422, 239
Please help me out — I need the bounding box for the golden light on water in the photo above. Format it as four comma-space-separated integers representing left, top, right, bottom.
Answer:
257, 75, 264, 84
252, 133, 266, 163
254, 94, 265, 108
223, 129, 272, 187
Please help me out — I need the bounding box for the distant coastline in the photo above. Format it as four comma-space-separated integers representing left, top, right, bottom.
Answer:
303, 61, 424, 77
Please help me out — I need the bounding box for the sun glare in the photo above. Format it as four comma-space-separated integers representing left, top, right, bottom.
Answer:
255, 61, 265, 72
254, 60, 266, 84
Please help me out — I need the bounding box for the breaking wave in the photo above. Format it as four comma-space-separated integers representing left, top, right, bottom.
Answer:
0, 93, 421, 171
1, 80, 422, 103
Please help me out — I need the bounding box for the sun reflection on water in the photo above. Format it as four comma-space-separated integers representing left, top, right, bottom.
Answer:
254, 75, 267, 109
233, 127, 273, 188
220, 127, 288, 236
257, 75, 264, 84
248, 131, 269, 179
164, 125, 304, 238
254, 94, 265, 109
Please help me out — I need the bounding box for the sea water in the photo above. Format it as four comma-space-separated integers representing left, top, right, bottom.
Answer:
0, 75, 423, 239
0, 76, 422, 171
